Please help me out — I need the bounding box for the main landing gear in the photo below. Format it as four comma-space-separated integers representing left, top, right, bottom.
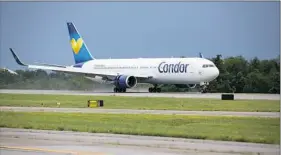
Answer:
113, 87, 126, 93
148, 84, 161, 93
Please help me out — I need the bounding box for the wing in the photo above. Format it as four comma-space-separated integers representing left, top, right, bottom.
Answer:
9, 48, 153, 80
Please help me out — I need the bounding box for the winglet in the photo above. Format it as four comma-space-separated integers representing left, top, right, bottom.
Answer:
9, 48, 27, 66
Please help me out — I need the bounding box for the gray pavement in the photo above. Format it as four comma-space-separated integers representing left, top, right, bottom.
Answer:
0, 89, 280, 100
0, 89, 280, 155
0, 128, 279, 155
0, 106, 279, 118
0, 149, 64, 155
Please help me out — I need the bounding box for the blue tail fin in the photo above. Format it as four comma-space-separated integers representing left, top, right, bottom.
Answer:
67, 22, 94, 64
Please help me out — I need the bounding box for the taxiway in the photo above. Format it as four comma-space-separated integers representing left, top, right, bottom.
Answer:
0, 89, 279, 100
0, 128, 279, 155
0, 106, 279, 118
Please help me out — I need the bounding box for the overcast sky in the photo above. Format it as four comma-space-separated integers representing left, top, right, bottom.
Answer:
0, 2, 280, 70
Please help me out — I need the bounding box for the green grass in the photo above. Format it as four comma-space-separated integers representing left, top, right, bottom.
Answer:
0, 111, 279, 144
0, 93, 279, 112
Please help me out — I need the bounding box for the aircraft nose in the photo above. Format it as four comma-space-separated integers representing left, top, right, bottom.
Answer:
214, 67, 219, 78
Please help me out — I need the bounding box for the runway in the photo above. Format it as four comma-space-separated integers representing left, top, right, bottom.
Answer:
1, 106, 279, 117
0, 89, 280, 100
0, 128, 279, 155
0, 89, 280, 155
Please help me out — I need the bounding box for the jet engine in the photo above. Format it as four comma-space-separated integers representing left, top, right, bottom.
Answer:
114, 75, 137, 89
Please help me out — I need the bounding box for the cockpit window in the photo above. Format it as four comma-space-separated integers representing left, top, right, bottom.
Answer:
202, 64, 215, 68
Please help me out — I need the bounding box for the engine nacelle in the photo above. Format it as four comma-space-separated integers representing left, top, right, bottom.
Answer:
114, 75, 137, 89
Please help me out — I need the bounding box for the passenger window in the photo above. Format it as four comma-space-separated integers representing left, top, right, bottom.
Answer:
203, 64, 215, 68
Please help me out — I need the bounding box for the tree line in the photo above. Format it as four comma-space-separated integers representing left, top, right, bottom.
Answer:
207, 55, 280, 94
0, 55, 279, 94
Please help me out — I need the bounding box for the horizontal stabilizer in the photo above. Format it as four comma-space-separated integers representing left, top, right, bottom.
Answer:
0, 67, 18, 75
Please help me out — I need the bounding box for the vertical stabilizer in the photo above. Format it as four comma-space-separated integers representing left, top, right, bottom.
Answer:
67, 22, 94, 64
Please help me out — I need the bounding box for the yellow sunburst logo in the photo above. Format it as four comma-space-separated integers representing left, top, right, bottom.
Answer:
70, 38, 83, 54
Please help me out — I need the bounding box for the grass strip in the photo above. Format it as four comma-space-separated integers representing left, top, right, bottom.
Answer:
0, 93, 279, 112
0, 111, 279, 144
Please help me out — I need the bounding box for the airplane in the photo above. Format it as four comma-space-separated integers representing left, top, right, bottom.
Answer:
9, 22, 219, 93
0, 67, 18, 75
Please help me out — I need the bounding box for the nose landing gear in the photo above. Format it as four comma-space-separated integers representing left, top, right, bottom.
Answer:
200, 82, 209, 93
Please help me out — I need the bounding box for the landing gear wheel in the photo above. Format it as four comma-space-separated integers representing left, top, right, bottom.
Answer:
113, 87, 127, 93
148, 86, 161, 93
200, 85, 208, 93
156, 88, 161, 92
201, 89, 207, 93
148, 87, 156, 93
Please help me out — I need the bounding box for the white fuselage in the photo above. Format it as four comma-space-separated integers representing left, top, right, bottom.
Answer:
76, 57, 220, 85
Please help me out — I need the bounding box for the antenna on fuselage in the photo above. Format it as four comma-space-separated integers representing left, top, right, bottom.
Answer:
199, 53, 204, 58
